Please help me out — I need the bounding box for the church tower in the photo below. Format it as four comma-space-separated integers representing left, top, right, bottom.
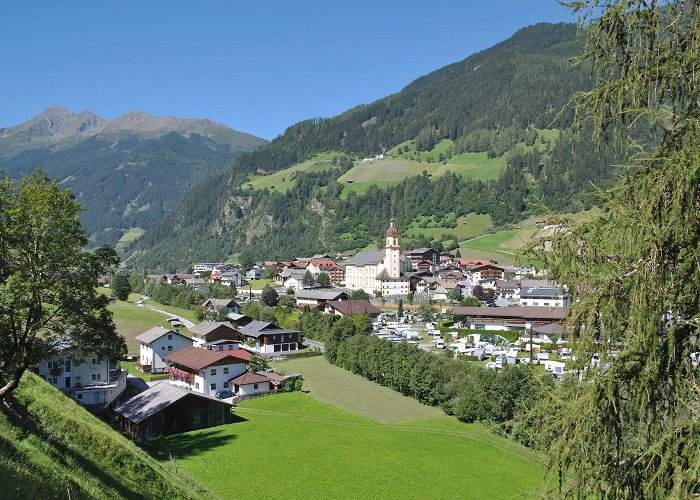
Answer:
385, 218, 400, 278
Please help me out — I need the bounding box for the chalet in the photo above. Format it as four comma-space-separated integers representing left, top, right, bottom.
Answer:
495, 279, 520, 301
413, 260, 435, 272
404, 248, 440, 268
238, 321, 301, 354
329, 264, 346, 284
306, 258, 337, 277
229, 370, 298, 397
438, 270, 464, 283
184, 278, 206, 290
201, 298, 241, 317
246, 266, 263, 280
440, 252, 456, 264
210, 271, 243, 287
295, 289, 349, 307
324, 299, 382, 318
458, 259, 494, 268
193, 263, 224, 274
164, 345, 251, 397
452, 305, 566, 331
114, 382, 235, 439
275, 269, 307, 290
36, 349, 126, 409
189, 321, 239, 346
467, 264, 505, 287
135, 326, 192, 373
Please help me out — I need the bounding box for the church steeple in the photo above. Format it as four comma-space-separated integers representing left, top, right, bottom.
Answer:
385, 218, 400, 278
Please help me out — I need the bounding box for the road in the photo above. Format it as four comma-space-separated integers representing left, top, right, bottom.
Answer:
143, 304, 196, 328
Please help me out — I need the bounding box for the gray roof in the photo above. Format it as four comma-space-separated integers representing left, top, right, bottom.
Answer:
188, 321, 235, 336
295, 289, 348, 301
114, 382, 190, 423
520, 287, 565, 298
346, 250, 385, 266
238, 320, 300, 339
532, 323, 564, 335
135, 326, 185, 345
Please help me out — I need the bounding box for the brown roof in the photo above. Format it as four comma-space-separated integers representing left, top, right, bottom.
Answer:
188, 321, 236, 337
230, 371, 272, 385
164, 346, 251, 371
326, 300, 382, 316
452, 306, 566, 321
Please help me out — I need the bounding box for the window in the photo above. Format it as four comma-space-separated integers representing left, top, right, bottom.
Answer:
223, 382, 229, 388
223, 367, 229, 374
91, 373, 101, 381
167, 334, 172, 340
77, 393, 83, 400
91, 358, 97, 365
64, 360, 71, 372
167, 346, 173, 351
47, 360, 61, 370
210, 383, 216, 390
48, 377, 58, 385
195, 382, 200, 389
253, 383, 258, 389
211, 368, 217, 376
162, 346, 165, 350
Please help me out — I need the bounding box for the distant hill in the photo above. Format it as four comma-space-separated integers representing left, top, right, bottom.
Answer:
0, 105, 266, 246
130, 23, 621, 270
0, 373, 199, 498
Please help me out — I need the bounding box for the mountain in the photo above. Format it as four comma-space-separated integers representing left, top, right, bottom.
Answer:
0, 106, 266, 246
129, 22, 624, 270
130, 23, 619, 269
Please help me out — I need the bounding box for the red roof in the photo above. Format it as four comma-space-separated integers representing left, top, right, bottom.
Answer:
310, 259, 336, 268
164, 346, 251, 371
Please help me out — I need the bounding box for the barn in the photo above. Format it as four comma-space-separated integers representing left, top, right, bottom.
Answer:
114, 381, 235, 439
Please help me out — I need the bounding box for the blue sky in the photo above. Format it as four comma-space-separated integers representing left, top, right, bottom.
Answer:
0, 1, 573, 140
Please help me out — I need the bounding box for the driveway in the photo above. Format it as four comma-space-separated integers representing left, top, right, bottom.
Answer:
143, 304, 195, 328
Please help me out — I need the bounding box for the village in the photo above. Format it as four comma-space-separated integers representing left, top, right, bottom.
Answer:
33, 218, 572, 439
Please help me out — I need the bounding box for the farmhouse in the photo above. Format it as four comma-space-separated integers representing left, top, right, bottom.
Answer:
135, 326, 192, 373
467, 264, 505, 287
114, 382, 235, 439
201, 298, 241, 317
164, 345, 251, 397
189, 321, 239, 346
404, 247, 440, 268
238, 320, 301, 354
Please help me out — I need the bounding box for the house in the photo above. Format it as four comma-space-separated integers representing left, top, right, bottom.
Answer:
164, 345, 251, 396
193, 263, 223, 275
201, 298, 241, 317
35, 349, 127, 409
452, 306, 567, 331
135, 326, 192, 373
440, 252, 456, 264
229, 371, 273, 397
189, 321, 239, 346
295, 289, 349, 307
210, 271, 244, 287
329, 264, 346, 284
238, 320, 301, 354
458, 259, 494, 269
184, 278, 206, 290
466, 264, 505, 287
323, 299, 382, 318
306, 258, 337, 277
520, 287, 568, 308
275, 269, 307, 291
114, 381, 235, 439
404, 248, 440, 268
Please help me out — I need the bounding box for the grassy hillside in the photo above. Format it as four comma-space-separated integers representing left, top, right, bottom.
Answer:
0, 373, 199, 499
244, 152, 341, 193
151, 391, 547, 499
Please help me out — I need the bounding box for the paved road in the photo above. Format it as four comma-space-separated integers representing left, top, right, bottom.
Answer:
143, 304, 196, 328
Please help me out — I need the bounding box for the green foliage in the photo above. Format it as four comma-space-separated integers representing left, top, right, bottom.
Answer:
519, 1, 700, 497
350, 289, 371, 300
302, 270, 315, 287
0, 170, 125, 399
316, 272, 331, 286
260, 284, 279, 307
110, 273, 131, 301
461, 296, 481, 307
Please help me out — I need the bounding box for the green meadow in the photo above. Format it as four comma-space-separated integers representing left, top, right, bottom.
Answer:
244, 152, 341, 193
150, 357, 547, 499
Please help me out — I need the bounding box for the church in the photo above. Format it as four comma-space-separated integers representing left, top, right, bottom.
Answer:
344, 219, 411, 296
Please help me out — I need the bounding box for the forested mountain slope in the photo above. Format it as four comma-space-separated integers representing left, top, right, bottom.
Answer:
132, 23, 624, 270
0, 106, 266, 246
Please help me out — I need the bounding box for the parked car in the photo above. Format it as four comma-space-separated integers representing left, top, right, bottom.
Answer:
215, 390, 233, 399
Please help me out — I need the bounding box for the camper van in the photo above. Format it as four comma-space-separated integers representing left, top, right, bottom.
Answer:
435, 338, 445, 349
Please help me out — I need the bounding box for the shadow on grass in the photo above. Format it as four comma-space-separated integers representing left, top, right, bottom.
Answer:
144, 425, 241, 461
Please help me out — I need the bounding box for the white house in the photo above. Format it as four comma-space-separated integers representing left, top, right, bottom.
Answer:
238, 320, 301, 353
229, 371, 273, 397
164, 345, 250, 397
36, 350, 126, 408
200, 298, 241, 317
135, 326, 192, 373
520, 287, 568, 307
295, 289, 349, 307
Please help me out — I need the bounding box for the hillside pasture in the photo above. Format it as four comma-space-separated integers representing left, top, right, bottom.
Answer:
244, 152, 340, 193
403, 212, 492, 242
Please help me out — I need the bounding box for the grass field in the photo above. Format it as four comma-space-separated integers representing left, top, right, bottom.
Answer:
274, 357, 443, 423
115, 227, 145, 251
458, 226, 540, 265
403, 212, 492, 242
154, 392, 547, 499
246, 278, 275, 290
244, 152, 341, 193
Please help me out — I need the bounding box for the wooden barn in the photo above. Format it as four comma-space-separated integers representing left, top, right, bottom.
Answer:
114, 382, 235, 439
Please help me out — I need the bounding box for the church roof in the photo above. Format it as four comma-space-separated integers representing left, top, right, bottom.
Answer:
385, 218, 399, 237
347, 250, 385, 266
